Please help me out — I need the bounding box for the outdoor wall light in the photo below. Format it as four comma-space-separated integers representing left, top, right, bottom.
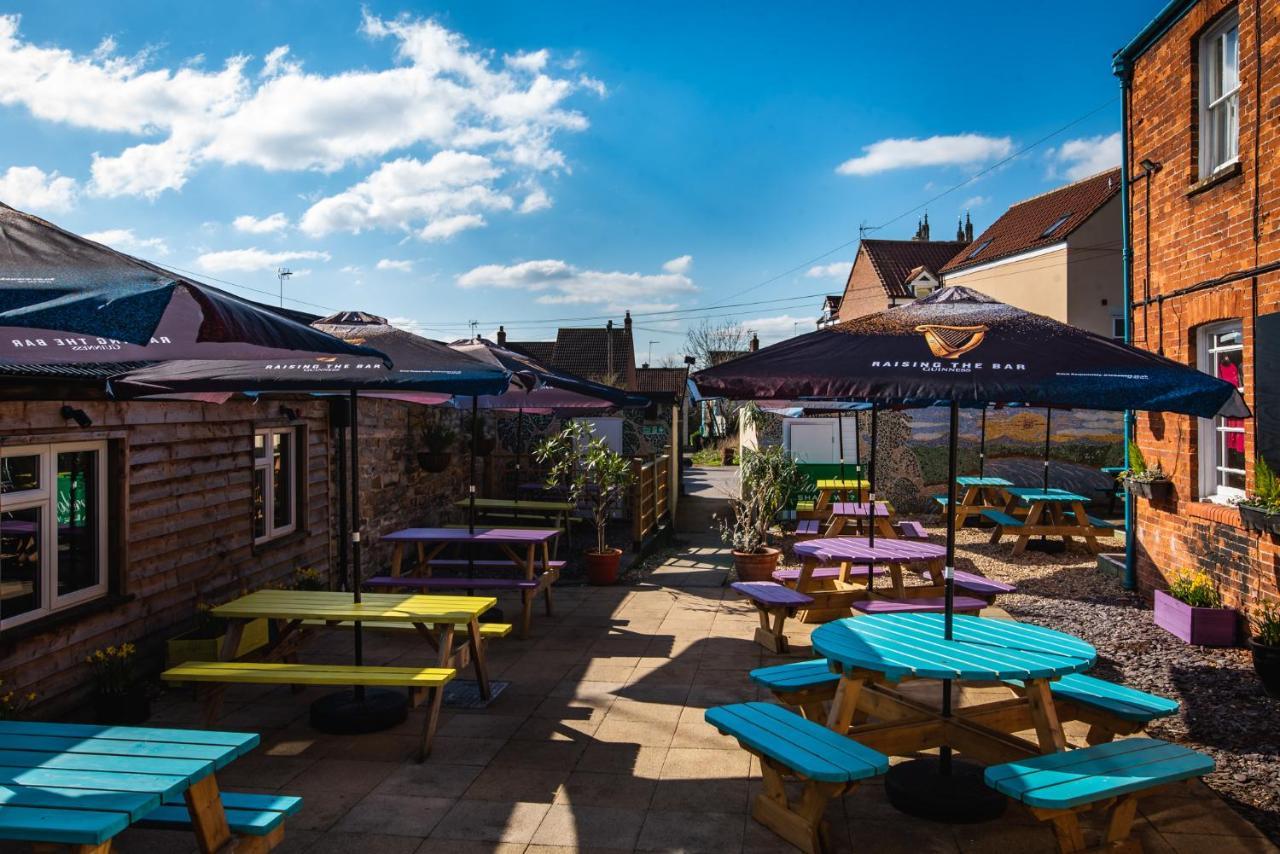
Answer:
60, 405, 93, 428
1139, 158, 1162, 175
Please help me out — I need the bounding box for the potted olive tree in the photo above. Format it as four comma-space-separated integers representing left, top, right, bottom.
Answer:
1236, 456, 1280, 535
417, 421, 457, 473
1153, 569, 1237, 646
1119, 442, 1172, 501
718, 445, 806, 581
1248, 599, 1280, 698
535, 422, 634, 585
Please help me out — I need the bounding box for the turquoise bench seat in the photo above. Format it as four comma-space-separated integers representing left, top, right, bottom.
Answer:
985, 737, 1213, 810
980, 509, 1024, 527
141, 791, 303, 837
1087, 516, 1121, 530
1011, 673, 1178, 722
750, 659, 840, 694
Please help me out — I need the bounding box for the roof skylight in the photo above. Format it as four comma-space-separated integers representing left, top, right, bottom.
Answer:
966, 240, 991, 259
1041, 213, 1072, 238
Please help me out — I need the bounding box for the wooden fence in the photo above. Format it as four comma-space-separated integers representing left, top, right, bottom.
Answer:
630, 454, 673, 547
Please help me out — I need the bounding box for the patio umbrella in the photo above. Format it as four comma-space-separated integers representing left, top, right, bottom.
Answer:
0, 204, 382, 363
694, 286, 1245, 815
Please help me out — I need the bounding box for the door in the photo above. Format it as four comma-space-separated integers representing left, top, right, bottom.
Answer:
787, 421, 835, 463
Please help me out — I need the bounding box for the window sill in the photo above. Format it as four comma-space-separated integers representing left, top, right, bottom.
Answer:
1186, 501, 1242, 527
1187, 161, 1243, 197
0, 593, 134, 649
250, 527, 311, 556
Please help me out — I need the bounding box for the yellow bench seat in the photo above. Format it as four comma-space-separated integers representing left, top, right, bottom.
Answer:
301, 619, 512, 638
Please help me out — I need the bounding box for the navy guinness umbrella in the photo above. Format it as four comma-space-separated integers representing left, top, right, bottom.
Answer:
0, 204, 380, 363
695, 287, 1245, 817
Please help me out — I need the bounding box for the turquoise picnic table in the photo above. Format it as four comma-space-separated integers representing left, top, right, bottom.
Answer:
812, 612, 1096, 759
994, 487, 1118, 555
938, 476, 1014, 526
0, 720, 299, 853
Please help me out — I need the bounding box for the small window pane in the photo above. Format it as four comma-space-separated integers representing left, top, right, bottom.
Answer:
254, 433, 267, 459
253, 467, 267, 540
1, 455, 41, 494
1, 506, 42, 621
272, 433, 292, 530
56, 450, 100, 597
1223, 27, 1238, 91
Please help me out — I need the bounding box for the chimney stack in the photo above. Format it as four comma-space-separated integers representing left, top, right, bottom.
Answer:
496, 325, 507, 346
750, 333, 759, 352
623, 310, 632, 334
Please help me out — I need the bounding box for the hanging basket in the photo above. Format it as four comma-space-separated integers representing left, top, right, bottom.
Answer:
1124, 478, 1172, 501
417, 452, 452, 473
1238, 505, 1280, 535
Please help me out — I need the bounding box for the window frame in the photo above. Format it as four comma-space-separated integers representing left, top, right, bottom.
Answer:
1111, 316, 1126, 341
1, 440, 110, 631
252, 426, 299, 544
1198, 10, 1240, 178
1197, 320, 1246, 502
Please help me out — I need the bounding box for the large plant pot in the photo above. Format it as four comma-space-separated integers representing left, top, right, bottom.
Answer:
1153, 589, 1237, 646
166, 618, 269, 668
1249, 638, 1280, 698
93, 685, 151, 725
584, 548, 623, 585
1238, 505, 1280, 535
1125, 478, 1172, 500
416, 452, 452, 473
733, 547, 782, 582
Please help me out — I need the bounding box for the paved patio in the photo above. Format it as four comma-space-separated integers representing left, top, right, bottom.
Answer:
105, 547, 1274, 854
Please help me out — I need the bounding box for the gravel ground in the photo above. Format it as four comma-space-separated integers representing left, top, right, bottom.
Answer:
937, 524, 1280, 845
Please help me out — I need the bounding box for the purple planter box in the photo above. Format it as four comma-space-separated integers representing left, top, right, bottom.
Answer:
1153, 589, 1237, 646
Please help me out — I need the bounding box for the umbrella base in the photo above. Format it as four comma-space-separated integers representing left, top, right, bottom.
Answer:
1023, 539, 1066, 554
884, 756, 1006, 824
310, 688, 407, 734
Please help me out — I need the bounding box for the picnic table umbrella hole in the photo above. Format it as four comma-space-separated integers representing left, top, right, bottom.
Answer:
694, 286, 1245, 821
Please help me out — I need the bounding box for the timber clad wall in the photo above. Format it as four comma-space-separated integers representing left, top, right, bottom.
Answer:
1126, 0, 1280, 610
0, 398, 333, 711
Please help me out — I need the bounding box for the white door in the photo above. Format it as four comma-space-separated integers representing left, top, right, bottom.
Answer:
787, 421, 835, 463
574, 417, 624, 453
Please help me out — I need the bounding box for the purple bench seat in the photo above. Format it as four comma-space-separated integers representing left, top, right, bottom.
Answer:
896, 521, 928, 540
731, 581, 814, 608
772, 566, 887, 583
852, 596, 987, 615
912, 568, 1016, 601
794, 520, 821, 537
425, 559, 565, 572
365, 575, 539, 591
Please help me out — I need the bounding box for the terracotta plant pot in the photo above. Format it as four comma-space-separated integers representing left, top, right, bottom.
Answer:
721, 447, 736, 465
732, 547, 782, 582
1249, 638, 1280, 698
1238, 505, 1280, 535
1153, 589, 1237, 646
416, 452, 452, 473
1125, 478, 1172, 501
584, 548, 623, 585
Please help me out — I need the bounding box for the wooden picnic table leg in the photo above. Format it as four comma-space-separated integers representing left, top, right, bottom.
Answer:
518, 543, 536, 638
464, 617, 492, 699
1012, 503, 1044, 556
1024, 677, 1067, 753
418, 682, 447, 763
541, 540, 555, 617
184, 773, 233, 854
391, 542, 405, 577
1071, 501, 1100, 553
826, 673, 864, 732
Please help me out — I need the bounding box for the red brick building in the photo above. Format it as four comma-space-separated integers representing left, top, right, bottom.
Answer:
1115, 0, 1279, 612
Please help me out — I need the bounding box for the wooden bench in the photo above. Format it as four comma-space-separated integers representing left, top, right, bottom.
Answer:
771, 566, 886, 583
731, 581, 814, 654
896, 520, 928, 539
748, 659, 841, 721
912, 568, 1016, 603
984, 738, 1214, 853
852, 595, 987, 615
795, 500, 821, 520
162, 661, 454, 761
1087, 516, 1121, 530
425, 558, 565, 573
140, 791, 302, 850
365, 573, 553, 638
794, 520, 821, 538
1005, 673, 1179, 745
302, 619, 512, 639
705, 702, 889, 854
980, 509, 1026, 530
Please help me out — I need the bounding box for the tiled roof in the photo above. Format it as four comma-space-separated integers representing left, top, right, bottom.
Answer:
941, 168, 1122, 274
859, 240, 970, 298
633, 367, 688, 399
506, 340, 555, 364
507, 326, 636, 388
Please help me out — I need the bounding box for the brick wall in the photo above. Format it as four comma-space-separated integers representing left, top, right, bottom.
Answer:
835, 246, 890, 321
1126, 0, 1280, 614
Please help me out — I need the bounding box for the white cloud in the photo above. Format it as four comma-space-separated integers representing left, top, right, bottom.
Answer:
0, 165, 78, 212
299, 152, 509, 240
340, 264, 363, 274
232, 211, 289, 234
195, 247, 330, 273
518, 186, 551, 213
836, 134, 1014, 176
0, 12, 597, 205
376, 258, 413, 272
457, 257, 696, 313
961, 195, 989, 210
387, 315, 433, 336
662, 254, 692, 275
1049, 132, 1121, 181
804, 261, 852, 279
83, 228, 169, 256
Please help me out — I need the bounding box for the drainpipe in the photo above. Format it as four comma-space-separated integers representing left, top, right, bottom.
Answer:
1117, 62, 1137, 591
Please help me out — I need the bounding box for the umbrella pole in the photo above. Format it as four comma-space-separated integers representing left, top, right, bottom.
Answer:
514, 406, 524, 503
978, 406, 987, 478
1043, 408, 1052, 490
837, 410, 845, 482
336, 402, 349, 592
942, 401, 960, 767
469, 396, 478, 535
867, 404, 877, 548
350, 390, 363, 679
854, 408, 862, 485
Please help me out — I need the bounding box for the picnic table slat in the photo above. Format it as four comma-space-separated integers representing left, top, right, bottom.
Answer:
0, 736, 237, 770
0, 803, 130, 845
381, 527, 560, 543
0, 766, 190, 799
163, 661, 456, 688
0, 750, 212, 783
210, 590, 496, 622
452, 498, 574, 511
793, 537, 945, 565
0, 785, 160, 821
0, 722, 257, 755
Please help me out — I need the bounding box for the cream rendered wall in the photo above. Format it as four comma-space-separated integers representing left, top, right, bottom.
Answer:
941, 246, 1069, 320
1064, 196, 1123, 337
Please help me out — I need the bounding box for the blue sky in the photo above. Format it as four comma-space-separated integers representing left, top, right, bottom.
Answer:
0, 1, 1160, 362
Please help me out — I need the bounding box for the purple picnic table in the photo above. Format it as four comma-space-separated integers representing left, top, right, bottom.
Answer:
829, 502, 891, 517
790, 536, 948, 603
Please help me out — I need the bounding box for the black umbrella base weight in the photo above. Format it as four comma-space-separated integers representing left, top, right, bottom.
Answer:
310, 688, 407, 734
1024, 539, 1066, 554
884, 757, 1006, 823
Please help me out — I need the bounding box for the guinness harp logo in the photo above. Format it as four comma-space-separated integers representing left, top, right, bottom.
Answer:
914, 324, 988, 359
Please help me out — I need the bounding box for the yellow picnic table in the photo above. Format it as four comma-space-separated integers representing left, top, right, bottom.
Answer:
211, 588, 498, 698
